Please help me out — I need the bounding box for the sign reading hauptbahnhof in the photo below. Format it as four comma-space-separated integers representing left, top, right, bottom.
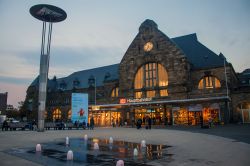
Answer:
119, 98, 152, 104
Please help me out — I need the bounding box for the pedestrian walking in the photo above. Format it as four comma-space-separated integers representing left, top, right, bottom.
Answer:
148, 117, 152, 129
90, 117, 95, 130
208, 117, 213, 128
136, 118, 142, 129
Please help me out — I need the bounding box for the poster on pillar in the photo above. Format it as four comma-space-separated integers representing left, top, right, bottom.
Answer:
71, 93, 88, 125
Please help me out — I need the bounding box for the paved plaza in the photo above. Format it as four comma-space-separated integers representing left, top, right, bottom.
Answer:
0, 124, 250, 166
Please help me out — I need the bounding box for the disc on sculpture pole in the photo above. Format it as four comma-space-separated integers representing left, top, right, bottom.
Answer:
30, 4, 67, 23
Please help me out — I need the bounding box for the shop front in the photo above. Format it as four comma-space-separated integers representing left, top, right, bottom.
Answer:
134, 108, 164, 125
172, 104, 221, 126
88, 106, 123, 127
88, 97, 228, 127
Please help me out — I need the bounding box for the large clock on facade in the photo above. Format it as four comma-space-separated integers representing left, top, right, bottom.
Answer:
144, 42, 153, 52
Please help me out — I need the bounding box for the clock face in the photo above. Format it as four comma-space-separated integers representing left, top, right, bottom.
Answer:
144, 42, 153, 52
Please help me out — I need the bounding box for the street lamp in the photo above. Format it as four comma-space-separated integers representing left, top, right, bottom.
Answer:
221, 53, 230, 123
30, 4, 67, 132
223, 56, 229, 98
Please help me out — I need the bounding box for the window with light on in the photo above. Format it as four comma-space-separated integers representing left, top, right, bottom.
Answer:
198, 76, 221, 89
134, 63, 168, 98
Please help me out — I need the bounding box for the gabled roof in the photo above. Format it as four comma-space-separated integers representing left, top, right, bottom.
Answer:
172, 33, 225, 69
30, 33, 227, 90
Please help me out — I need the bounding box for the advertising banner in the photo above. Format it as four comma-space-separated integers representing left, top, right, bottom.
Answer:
71, 93, 88, 124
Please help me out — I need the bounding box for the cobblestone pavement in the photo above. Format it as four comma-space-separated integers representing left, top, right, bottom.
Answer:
0, 125, 250, 166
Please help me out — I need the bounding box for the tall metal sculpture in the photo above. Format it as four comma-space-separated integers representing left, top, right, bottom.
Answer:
30, 4, 67, 131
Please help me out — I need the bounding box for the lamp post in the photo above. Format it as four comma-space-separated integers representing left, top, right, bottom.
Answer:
224, 57, 229, 98
30, 4, 67, 132
223, 56, 231, 123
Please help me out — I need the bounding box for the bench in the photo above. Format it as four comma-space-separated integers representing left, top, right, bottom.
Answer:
45, 122, 56, 130
9, 122, 28, 130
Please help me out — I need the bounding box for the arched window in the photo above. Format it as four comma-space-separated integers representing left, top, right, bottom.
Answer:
198, 76, 221, 89
237, 102, 250, 123
111, 87, 119, 97
134, 63, 168, 98
53, 108, 62, 120
68, 110, 72, 120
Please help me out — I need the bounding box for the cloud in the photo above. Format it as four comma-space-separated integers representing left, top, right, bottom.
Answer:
48, 46, 123, 78
0, 51, 39, 79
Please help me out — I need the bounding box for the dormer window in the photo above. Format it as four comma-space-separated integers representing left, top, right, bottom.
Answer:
73, 78, 80, 88
59, 81, 67, 90
88, 75, 95, 87
104, 72, 111, 82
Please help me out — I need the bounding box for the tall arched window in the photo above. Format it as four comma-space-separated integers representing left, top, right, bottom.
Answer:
198, 76, 221, 89
53, 108, 62, 120
134, 63, 168, 98
111, 87, 119, 97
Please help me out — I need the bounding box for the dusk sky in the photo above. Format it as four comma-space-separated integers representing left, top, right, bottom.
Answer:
0, 0, 249, 107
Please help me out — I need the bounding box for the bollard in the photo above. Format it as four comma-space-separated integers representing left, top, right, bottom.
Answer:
133, 148, 138, 156
109, 137, 113, 144
84, 134, 88, 141
116, 160, 124, 166
67, 150, 73, 160
36, 144, 41, 152
94, 142, 99, 150
66, 136, 69, 146
141, 140, 146, 148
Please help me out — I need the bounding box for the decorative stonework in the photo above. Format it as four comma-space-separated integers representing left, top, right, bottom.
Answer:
119, 19, 189, 99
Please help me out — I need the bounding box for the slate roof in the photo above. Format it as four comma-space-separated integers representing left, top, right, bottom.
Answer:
237, 68, 250, 86
30, 33, 227, 90
172, 33, 225, 69
31, 64, 119, 90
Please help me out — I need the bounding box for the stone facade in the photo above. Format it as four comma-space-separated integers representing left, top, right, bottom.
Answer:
24, 19, 250, 124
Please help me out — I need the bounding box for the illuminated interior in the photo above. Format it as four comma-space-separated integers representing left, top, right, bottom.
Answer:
202, 107, 220, 124
134, 108, 164, 125
198, 76, 221, 89
237, 102, 250, 123
135, 91, 142, 98
44, 111, 47, 119
146, 90, 155, 98
160, 89, 168, 97
53, 108, 62, 121
111, 87, 119, 97
173, 107, 220, 125
67, 109, 72, 120
134, 63, 168, 98
89, 110, 121, 126
173, 108, 189, 125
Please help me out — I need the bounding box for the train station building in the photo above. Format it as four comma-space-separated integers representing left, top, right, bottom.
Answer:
25, 19, 250, 126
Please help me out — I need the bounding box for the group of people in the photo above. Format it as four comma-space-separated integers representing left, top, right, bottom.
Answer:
111, 117, 124, 127
73, 117, 95, 130
136, 117, 152, 129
